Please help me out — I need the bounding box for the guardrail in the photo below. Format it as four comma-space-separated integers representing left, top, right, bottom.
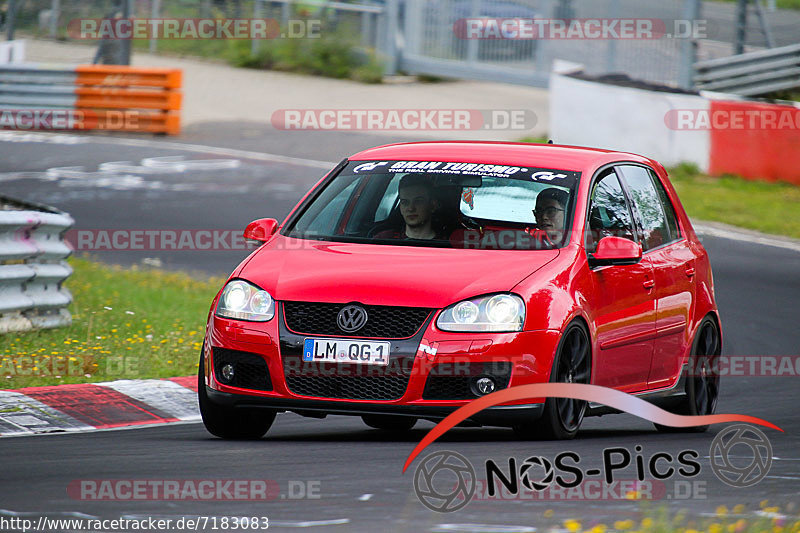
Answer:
0, 64, 182, 134
0, 196, 74, 334
693, 43, 800, 96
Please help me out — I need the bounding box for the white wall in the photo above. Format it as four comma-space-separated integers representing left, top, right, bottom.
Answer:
549, 72, 711, 170
0, 40, 26, 65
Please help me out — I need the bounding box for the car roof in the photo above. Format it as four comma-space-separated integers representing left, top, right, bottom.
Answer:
349, 141, 655, 172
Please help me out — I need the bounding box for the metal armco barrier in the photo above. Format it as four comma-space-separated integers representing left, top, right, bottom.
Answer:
0, 196, 74, 334
694, 43, 800, 96
0, 64, 182, 134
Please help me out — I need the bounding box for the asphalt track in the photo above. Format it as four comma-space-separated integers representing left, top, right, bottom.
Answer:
0, 129, 799, 532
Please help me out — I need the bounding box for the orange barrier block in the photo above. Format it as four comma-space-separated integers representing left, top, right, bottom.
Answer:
73, 109, 180, 135
708, 100, 800, 186
75, 87, 182, 110
75, 65, 182, 89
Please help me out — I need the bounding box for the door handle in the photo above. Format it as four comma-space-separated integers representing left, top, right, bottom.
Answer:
685, 267, 696, 278
643, 279, 655, 290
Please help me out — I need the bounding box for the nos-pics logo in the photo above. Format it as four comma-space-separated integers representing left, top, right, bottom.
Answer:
412, 424, 773, 513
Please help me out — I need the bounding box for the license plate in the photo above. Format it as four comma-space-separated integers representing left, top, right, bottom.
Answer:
302, 338, 390, 365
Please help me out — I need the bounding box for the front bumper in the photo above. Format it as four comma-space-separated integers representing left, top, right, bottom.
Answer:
206, 387, 545, 427
203, 303, 562, 426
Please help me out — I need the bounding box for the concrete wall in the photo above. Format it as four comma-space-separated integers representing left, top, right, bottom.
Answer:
550, 72, 711, 170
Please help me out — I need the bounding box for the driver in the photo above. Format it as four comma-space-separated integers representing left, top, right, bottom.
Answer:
375, 174, 443, 240
533, 188, 568, 245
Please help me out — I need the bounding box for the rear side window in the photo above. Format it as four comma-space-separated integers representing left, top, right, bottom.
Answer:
585, 171, 636, 254
618, 165, 675, 251
651, 170, 681, 242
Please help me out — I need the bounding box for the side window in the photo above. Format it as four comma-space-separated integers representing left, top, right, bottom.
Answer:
650, 170, 681, 241
586, 171, 636, 254
618, 165, 671, 252
374, 175, 401, 222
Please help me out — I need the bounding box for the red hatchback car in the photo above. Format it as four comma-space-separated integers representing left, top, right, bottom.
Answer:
200, 141, 721, 440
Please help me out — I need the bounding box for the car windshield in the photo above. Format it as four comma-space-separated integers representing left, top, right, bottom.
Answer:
284, 160, 581, 250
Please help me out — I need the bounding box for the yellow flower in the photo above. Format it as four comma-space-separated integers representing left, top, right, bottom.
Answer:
564, 519, 581, 532
640, 518, 653, 529
614, 520, 634, 531
716, 506, 728, 516
591, 525, 607, 533
709, 523, 723, 533
733, 505, 745, 514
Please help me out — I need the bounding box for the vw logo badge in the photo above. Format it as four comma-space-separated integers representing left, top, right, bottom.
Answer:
337, 305, 368, 333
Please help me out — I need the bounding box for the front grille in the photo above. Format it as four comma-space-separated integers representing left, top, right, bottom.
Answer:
282, 355, 414, 400
283, 301, 431, 338
285, 375, 410, 400
422, 362, 512, 400
213, 348, 272, 391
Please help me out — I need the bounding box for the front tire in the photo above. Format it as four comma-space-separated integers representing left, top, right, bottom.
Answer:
361, 414, 417, 432
654, 316, 721, 433
198, 346, 276, 439
514, 321, 591, 440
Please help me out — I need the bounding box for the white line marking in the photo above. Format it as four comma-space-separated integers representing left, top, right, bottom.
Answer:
434, 525, 537, 533
357, 494, 373, 501
694, 222, 800, 253
0, 130, 335, 169
268, 519, 351, 527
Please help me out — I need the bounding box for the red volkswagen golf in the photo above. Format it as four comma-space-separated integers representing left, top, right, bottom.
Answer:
199, 141, 721, 440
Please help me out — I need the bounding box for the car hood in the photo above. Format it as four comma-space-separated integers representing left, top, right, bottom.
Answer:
237, 236, 559, 308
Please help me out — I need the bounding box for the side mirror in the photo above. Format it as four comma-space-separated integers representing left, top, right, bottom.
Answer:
243, 218, 278, 242
588, 236, 642, 267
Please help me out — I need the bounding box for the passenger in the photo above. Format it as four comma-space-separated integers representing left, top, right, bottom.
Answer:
375, 174, 443, 240
534, 188, 568, 244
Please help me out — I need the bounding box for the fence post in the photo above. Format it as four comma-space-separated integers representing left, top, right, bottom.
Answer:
383, 0, 400, 75
252, 0, 263, 55
149, 0, 161, 53
282, 0, 291, 26
6, 0, 17, 41
678, 0, 702, 90
49, 0, 61, 39
120, 0, 132, 65
466, 0, 480, 63
735, 0, 748, 54
605, 0, 619, 73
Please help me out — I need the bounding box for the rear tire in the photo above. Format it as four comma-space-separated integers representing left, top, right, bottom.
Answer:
513, 321, 591, 440
361, 414, 417, 432
198, 346, 276, 440
654, 316, 721, 433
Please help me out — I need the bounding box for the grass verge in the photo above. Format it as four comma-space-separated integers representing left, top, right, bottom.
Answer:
709, 0, 800, 9
516, 139, 800, 240
554, 500, 799, 532
667, 163, 800, 239
0, 257, 223, 389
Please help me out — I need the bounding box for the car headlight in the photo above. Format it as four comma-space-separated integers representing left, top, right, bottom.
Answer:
215, 280, 275, 322
436, 293, 525, 332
